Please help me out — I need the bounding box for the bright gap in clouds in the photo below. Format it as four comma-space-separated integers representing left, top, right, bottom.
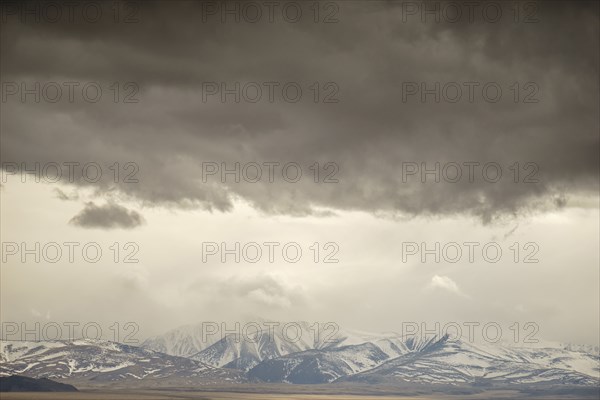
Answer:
1, 178, 598, 345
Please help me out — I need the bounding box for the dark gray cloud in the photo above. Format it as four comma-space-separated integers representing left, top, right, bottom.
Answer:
1, 1, 598, 222
69, 201, 144, 229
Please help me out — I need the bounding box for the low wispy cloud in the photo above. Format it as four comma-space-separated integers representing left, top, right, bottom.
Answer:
221, 275, 305, 309
69, 201, 145, 229
30, 308, 51, 320
429, 275, 470, 298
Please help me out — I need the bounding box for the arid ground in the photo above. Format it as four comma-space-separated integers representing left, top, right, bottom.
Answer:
0, 390, 593, 400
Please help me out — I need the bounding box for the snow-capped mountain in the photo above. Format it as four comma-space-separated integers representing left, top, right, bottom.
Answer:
2, 324, 598, 391
141, 324, 220, 358
141, 322, 599, 388
248, 334, 599, 386
248, 342, 391, 384
143, 321, 350, 370
0, 339, 245, 386
340, 335, 600, 386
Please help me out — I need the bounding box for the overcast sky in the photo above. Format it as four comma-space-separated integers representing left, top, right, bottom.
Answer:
1, 1, 598, 346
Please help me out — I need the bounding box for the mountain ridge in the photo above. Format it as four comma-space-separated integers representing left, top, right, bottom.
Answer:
1, 323, 598, 389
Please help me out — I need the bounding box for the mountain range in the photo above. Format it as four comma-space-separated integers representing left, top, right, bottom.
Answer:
1, 322, 598, 393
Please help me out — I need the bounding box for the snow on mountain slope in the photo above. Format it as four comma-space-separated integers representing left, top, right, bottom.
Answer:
337, 335, 600, 387
245, 336, 449, 384
0, 339, 245, 384
148, 321, 351, 370
141, 324, 220, 358
140, 322, 600, 387
248, 342, 391, 384
6, 335, 594, 388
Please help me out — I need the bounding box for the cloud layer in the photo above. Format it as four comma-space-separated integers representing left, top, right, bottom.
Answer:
1, 1, 598, 223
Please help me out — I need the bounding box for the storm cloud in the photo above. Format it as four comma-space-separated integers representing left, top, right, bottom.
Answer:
69, 201, 145, 229
1, 1, 598, 223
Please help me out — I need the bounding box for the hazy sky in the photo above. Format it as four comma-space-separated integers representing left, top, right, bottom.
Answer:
0, 1, 598, 346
